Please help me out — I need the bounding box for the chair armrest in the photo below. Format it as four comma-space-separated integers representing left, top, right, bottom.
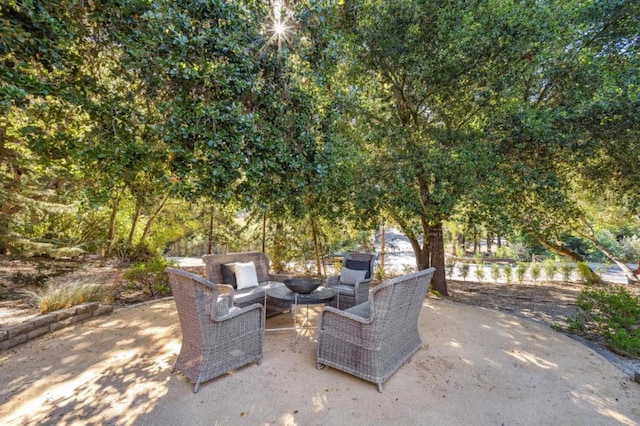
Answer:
214, 302, 264, 322
320, 305, 373, 326
268, 273, 291, 282
216, 284, 235, 305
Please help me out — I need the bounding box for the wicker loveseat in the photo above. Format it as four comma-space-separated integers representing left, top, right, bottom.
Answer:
202, 252, 291, 317
316, 267, 436, 392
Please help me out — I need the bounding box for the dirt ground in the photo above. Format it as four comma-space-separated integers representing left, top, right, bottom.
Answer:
1, 256, 639, 374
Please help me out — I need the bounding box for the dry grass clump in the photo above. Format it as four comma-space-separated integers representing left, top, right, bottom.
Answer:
24, 279, 107, 314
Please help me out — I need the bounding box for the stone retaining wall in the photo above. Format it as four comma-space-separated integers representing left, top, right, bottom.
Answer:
0, 302, 113, 351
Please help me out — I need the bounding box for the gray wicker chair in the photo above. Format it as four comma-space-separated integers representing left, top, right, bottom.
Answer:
166, 267, 264, 393
317, 267, 435, 392
325, 253, 376, 310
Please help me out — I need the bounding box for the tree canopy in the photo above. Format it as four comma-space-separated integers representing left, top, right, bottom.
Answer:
1, 0, 638, 287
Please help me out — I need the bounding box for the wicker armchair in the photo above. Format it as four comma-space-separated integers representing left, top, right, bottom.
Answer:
317, 267, 435, 392
325, 253, 376, 310
166, 267, 264, 393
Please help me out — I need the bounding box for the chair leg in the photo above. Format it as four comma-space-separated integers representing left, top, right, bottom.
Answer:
377, 382, 383, 393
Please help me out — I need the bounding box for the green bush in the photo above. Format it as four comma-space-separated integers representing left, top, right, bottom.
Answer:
445, 257, 456, 277
530, 262, 541, 283
567, 286, 640, 357
576, 262, 598, 285
111, 240, 159, 263
515, 262, 528, 283
503, 264, 513, 284
123, 257, 174, 297
374, 264, 385, 281
458, 262, 470, 281
560, 262, 575, 282
542, 259, 558, 281
490, 263, 501, 283
494, 247, 514, 259
474, 263, 485, 283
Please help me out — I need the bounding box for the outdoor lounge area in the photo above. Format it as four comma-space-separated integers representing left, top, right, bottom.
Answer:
1, 292, 639, 424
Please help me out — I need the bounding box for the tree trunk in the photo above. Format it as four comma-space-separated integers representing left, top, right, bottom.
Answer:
423, 222, 448, 296
271, 220, 286, 273
140, 195, 169, 242
207, 208, 214, 255
105, 188, 124, 256
127, 202, 141, 247
310, 214, 324, 276
538, 239, 603, 284
390, 212, 447, 295
579, 234, 640, 285
262, 211, 267, 254
452, 231, 459, 256
380, 223, 386, 275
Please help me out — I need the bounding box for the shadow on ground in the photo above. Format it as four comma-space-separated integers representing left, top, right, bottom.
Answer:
1, 299, 639, 425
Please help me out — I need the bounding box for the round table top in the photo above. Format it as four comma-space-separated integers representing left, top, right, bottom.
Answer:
267, 283, 337, 304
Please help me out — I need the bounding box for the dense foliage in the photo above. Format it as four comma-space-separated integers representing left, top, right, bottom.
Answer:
569, 285, 640, 357
0, 1, 639, 292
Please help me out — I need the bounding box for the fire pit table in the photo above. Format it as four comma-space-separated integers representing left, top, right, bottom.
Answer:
265, 281, 338, 350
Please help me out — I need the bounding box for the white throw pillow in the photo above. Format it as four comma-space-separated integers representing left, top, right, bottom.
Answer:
340, 267, 367, 285
234, 261, 259, 290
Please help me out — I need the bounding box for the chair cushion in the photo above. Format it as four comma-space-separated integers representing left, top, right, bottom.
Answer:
330, 283, 356, 296
345, 301, 371, 319
234, 284, 268, 305
340, 267, 367, 285
235, 262, 259, 290
345, 259, 372, 279
220, 263, 237, 288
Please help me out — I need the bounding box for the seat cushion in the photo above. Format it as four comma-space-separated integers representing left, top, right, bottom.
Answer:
234, 285, 267, 305
345, 301, 371, 319
233, 281, 283, 306
330, 283, 356, 297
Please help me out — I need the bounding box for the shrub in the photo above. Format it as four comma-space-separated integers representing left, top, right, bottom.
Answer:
494, 247, 513, 259
374, 265, 385, 281
530, 262, 541, 283
515, 262, 528, 283
123, 256, 174, 297
559, 262, 575, 282
111, 240, 159, 263
458, 262, 470, 281
25, 279, 105, 314
576, 262, 598, 285
567, 286, 640, 357
474, 263, 485, 283
542, 259, 558, 281
445, 257, 456, 277
490, 263, 501, 283
503, 264, 513, 284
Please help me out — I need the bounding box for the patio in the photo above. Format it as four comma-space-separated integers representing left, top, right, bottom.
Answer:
1, 298, 639, 425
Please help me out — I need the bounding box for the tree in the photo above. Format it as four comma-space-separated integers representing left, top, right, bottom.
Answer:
331, 0, 593, 295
